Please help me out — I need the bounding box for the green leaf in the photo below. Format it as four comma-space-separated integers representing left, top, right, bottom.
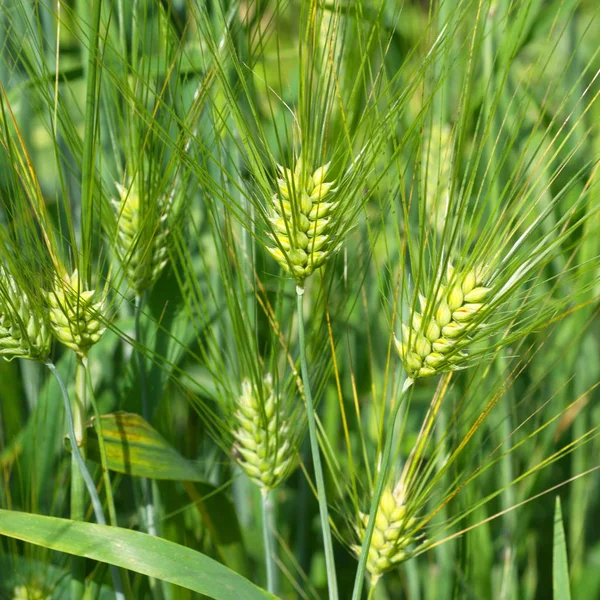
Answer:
77, 411, 204, 481
69, 412, 249, 573
0, 510, 274, 600
553, 496, 572, 600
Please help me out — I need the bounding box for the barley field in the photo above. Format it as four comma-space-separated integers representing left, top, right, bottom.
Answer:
0, 0, 599, 599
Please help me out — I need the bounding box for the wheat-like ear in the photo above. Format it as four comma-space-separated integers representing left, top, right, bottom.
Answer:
396, 264, 492, 379
47, 269, 107, 358
11, 583, 50, 600
352, 485, 419, 584
232, 374, 296, 491
267, 156, 339, 286
113, 180, 169, 296
0, 267, 51, 362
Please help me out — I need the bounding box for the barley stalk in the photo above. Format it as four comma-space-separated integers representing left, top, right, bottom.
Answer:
268, 157, 338, 286
396, 264, 492, 379
113, 181, 169, 296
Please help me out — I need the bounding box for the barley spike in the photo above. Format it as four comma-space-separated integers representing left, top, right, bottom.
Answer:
353, 486, 418, 583
267, 157, 338, 286
113, 181, 169, 295
0, 267, 52, 362
396, 265, 491, 379
47, 269, 107, 357
232, 374, 296, 490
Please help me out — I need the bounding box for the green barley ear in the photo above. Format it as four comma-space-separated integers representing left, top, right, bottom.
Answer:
0, 267, 52, 362
12, 584, 50, 600
352, 485, 418, 584
232, 373, 296, 491
396, 264, 492, 379
113, 180, 169, 296
267, 155, 339, 288
47, 269, 107, 358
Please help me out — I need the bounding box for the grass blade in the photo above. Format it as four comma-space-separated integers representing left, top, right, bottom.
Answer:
0, 510, 275, 600
553, 496, 572, 600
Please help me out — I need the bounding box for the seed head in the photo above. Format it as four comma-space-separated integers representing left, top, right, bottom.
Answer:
267, 157, 338, 286
12, 585, 50, 600
352, 485, 418, 582
396, 265, 491, 379
0, 267, 52, 362
232, 374, 296, 490
47, 269, 107, 357
113, 181, 169, 295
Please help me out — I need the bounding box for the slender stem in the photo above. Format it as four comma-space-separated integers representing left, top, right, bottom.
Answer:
351, 377, 413, 600
85, 362, 118, 526
46, 361, 125, 600
134, 294, 158, 538
261, 488, 278, 594
296, 287, 339, 600
367, 583, 377, 600
70, 357, 87, 598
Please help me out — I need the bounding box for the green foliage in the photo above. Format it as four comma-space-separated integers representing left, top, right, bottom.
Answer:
0, 0, 599, 599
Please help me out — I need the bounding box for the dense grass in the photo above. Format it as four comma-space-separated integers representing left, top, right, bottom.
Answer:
0, 0, 599, 599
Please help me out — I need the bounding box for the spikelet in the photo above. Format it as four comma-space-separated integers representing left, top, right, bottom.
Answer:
353, 486, 418, 583
0, 267, 51, 362
267, 157, 338, 286
113, 180, 169, 295
232, 374, 296, 490
47, 269, 107, 357
396, 264, 492, 379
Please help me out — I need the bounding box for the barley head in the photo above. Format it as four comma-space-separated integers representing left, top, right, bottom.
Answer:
353, 485, 418, 583
113, 181, 169, 295
0, 267, 52, 362
47, 269, 107, 357
12, 585, 50, 600
396, 265, 492, 379
232, 374, 296, 490
267, 157, 338, 287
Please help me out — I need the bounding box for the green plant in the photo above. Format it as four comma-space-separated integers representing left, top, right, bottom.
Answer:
0, 1, 599, 600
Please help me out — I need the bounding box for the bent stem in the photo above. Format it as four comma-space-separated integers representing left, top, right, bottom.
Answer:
296, 287, 339, 600
261, 488, 278, 594
351, 377, 414, 600
46, 361, 125, 600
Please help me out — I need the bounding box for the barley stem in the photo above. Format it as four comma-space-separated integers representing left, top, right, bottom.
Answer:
134, 294, 158, 538
296, 287, 339, 600
85, 364, 118, 526
261, 488, 278, 594
46, 361, 125, 600
367, 584, 377, 600
70, 357, 87, 599
351, 377, 413, 600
